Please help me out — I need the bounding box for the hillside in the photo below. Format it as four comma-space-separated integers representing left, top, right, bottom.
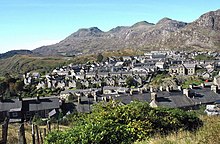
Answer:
33, 9, 220, 56
136, 115, 220, 144
0, 50, 33, 59
0, 48, 142, 77
0, 55, 75, 76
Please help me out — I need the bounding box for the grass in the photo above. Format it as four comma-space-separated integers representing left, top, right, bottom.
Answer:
135, 115, 220, 144
194, 54, 214, 61
0, 122, 68, 144
181, 76, 203, 89
150, 73, 171, 87
0, 55, 76, 77
103, 48, 144, 57
0, 48, 145, 77
0, 77, 4, 82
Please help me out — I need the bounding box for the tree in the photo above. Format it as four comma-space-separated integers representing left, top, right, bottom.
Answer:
0, 82, 7, 96
14, 80, 25, 93
126, 76, 137, 87
97, 53, 104, 62
76, 81, 83, 89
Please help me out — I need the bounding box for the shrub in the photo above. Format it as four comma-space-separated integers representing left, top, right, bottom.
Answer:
45, 101, 202, 144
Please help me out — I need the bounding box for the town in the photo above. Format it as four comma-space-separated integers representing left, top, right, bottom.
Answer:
1, 50, 220, 123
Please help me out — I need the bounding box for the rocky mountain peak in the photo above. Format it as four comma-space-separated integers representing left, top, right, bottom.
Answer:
108, 26, 129, 33
156, 17, 173, 24
70, 27, 103, 37
195, 9, 220, 30
131, 21, 154, 27
32, 9, 220, 56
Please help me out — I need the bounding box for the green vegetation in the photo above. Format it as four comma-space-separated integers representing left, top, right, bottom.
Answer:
0, 55, 75, 76
126, 76, 138, 87
0, 77, 5, 82
0, 48, 144, 77
181, 76, 203, 89
150, 73, 171, 87
45, 101, 202, 144
194, 54, 214, 61
103, 48, 144, 58
97, 53, 104, 62
0, 74, 25, 98
136, 115, 220, 144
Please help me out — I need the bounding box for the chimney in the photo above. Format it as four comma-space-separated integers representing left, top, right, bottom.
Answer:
78, 96, 81, 104
200, 83, 205, 88
150, 92, 158, 108
94, 95, 97, 102
150, 87, 154, 92
178, 86, 182, 91
166, 86, 170, 92
102, 96, 107, 102
211, 85, 218, 93
159, 86, 163, 91
36, 95, 40, 102
189, 84, 193, 89
151, 92, 157, 101
183, 89, 190, 97
130, 89, 133, 95
139, 88, 143, 94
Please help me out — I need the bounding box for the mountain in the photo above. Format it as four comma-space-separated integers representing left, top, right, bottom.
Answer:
0, 50, 33, 59
33, 9, 220, 56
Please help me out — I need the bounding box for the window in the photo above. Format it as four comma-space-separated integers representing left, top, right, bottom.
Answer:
12, 112, 18, 118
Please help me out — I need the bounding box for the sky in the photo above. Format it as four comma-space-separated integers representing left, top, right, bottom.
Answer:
0, 0, 220, 53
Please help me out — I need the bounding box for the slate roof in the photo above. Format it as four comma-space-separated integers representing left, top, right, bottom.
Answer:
22, 96, 61, 111
183, 63, 196, 68
69, 86, 220, 113
0, 99, 22, 112
190, 88, 220, 104
156, 91, 194, 108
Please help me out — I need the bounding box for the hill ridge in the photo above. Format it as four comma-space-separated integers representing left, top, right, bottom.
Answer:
31, 9, 220, 56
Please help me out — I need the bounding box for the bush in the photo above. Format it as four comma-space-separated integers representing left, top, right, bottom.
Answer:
45, 101, 202, 144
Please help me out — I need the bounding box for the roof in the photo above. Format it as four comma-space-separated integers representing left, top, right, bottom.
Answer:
0, 99, 22, 112
103, 86, 129, 91
22, 96, 61, 111
113, 91, 194, 108
190, 88, 220, 104
183, 63, 196, 68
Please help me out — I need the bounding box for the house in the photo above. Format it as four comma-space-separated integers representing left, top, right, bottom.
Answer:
183, 63, 196, 75
103, 86, 129, 95
169, 63, 196, 75
68, 80, 76, 88
0, 98, 22, 122
202, 72, 211, 80
205, 64, 216, 71
155, 61, 165, 69
169, 64, 185, 75
122, 56, 133, 61
204, 105, 220, 116
115, 62, 124, 67
213, 74, 220, 88
22, 96, 61, 120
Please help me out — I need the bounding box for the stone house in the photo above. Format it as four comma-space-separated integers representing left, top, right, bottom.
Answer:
169, 64, 196, 75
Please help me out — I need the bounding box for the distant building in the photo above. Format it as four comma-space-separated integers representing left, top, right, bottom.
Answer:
169, 64, 196, 75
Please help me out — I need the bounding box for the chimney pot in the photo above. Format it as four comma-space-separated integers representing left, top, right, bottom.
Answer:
160, 86, 163, 91
183, 89, 190, 97
151, 92, 157, 101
